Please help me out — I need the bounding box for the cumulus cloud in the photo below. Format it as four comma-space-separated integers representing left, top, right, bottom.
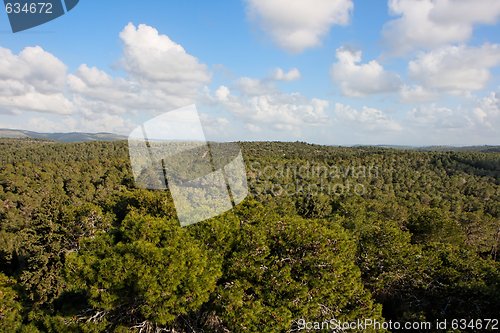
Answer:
407, 92, 500, 139
92, 23, 209, 109
272, 68, 301, 81
0, 23, 213, 135
65, 23, 212, 123
119, 23, 210, 85
68, 65, 198, 115
430, 0, 500, 26
214, 84, 329, 131
246, 0, 353, 52
408, 44, 500, 93
334, 103, 402, 132
400, 85, 437, 103
234, 68, 302, 96
331, 48, 401, 97
0, 46, 73, 114
67, 65, 134, 112
29, 113, 134, 134
472, 92, 500, 130
408, 104, 471, 129
235, 77, 274, 96
383, 0, 500, 54
215, 85, 230, 102
0, 92, 73, 115
246, 123, 262, 132
66, 23, 214, 127
199, 113, 232, 138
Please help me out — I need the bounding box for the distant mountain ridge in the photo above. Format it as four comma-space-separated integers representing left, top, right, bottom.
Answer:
0, 129, 498, 152
0, 128, 126, 143
352, 144, 500, 153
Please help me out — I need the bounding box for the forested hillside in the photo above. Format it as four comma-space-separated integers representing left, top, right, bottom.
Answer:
0, 139, 499, 332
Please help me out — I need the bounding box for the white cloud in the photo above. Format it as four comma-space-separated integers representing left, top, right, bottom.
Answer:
246, 0, 353, 52
68, 65, 133, 112
408, 44, 500, 93
119, 23, 210, 85
215, 85, 230, 102
68, 64, 194, 115
472, 92, 500, 130
407, 92, 500, 140
214, 84, 329, 131
27, 113, 133, 134
0, 91, 73, 115
383, 0, 500, 54
429, 0, 500, 26
0, 46, 73, 114
246, 123, 262, 132
399, 84, 439, 103
66, 23, 214, 123
0, 23, 213, 134
199, 113, 232, 138
334, 103, 402, 132
400, 85, 437, 103
331, 48, 401, 97
272, 67, 301, 81
236, 77, 274, 96
408, 104, 472, 129
0, 46, 67, 92
84, 23, 210, 110
235, 68, 302, 96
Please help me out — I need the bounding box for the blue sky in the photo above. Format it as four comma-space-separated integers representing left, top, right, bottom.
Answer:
0, 0, 499, 145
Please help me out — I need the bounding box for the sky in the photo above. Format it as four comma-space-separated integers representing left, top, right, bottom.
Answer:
0, 0, 499, 146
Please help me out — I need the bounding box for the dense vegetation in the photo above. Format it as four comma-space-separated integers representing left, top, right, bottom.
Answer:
0, 138, 499, 332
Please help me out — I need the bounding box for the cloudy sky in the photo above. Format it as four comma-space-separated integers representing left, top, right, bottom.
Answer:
0, 0, 499, 145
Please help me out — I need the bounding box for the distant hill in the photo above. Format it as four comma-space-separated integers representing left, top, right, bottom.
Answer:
0, 129, 126, 143
354, 144, 500, 153
0, 129, 498, 151
416, 145, 500, 153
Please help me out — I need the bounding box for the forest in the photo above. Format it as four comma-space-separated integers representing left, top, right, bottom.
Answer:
0, 138, 499, 332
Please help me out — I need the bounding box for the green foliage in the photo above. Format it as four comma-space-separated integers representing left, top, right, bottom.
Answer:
407, 208, 465, 245
213, 213, 382, 332
0, 139, 499, 331
65, 212, 222, 327
0, 273, 23, 332
415, 243, 500, 320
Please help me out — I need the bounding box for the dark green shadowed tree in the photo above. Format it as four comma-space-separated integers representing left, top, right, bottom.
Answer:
65, 211, 222, 330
